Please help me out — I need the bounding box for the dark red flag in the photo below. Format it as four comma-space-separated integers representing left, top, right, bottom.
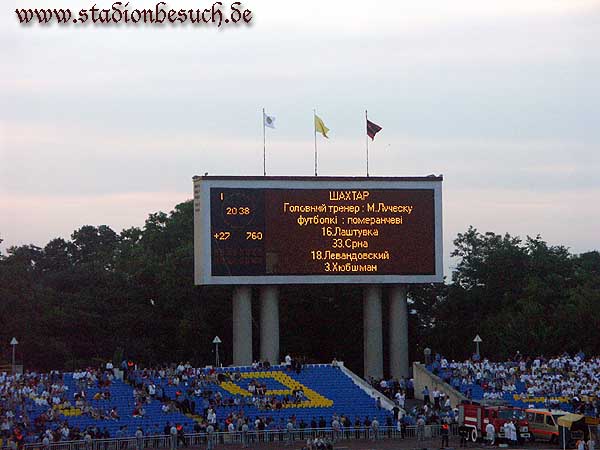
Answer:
366, 119, 382, 140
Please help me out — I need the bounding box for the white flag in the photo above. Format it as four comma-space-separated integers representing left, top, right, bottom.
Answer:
263, 112, 276, 129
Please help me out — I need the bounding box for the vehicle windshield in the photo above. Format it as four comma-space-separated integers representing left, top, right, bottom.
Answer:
498, 410, 526, 420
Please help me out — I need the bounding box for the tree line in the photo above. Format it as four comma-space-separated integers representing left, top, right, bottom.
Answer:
1, 200, 598, 374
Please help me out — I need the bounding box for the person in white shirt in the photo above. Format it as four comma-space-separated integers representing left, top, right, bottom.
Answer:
227, 421, 236, 443
169, 425, 177, 450
587, 437, 595, 450
371, 418, 379, 441
486, 422, 495, 445
444, 397, 451, 410
395, 391, 405, 408
432, 389, 441, 409
509, 421, 517, 444
207, 409, 216, 424
204, 424, 213, 450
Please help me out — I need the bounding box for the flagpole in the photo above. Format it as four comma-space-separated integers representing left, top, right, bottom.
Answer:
262, 108, 266, 176
365, 109, 369, 177
314, 109, 318, 176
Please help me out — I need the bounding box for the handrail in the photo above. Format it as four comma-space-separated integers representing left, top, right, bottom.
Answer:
16, 424, 457, 450
413, 362, 468, 407
336, 363, 398, 412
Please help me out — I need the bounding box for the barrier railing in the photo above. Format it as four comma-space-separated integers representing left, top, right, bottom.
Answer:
16, 424, 457, 450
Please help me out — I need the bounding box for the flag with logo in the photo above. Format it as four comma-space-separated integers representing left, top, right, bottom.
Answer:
263, 112, 276, 129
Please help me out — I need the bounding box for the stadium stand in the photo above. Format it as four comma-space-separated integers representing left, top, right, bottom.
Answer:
426, 353, 600, 417
0, 362, 394, 445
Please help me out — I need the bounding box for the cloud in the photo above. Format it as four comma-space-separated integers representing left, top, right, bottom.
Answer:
2, 118, 598, 201
444, 187, 600, 253
1, 0, 598, 265
0, 191, 188, 252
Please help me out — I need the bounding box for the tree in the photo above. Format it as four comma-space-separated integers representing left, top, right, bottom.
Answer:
0, 211, 598, 371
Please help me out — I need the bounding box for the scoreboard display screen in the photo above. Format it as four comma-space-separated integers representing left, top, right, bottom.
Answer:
194, 176, 443, 285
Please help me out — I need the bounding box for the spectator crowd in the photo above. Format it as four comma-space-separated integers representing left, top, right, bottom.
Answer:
1, 355, 396, 449
367, 374, 459, 435
0, 367, 121, 449
428, 352, 600, 416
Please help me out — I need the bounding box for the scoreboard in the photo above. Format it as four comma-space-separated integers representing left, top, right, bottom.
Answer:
193, 176, 443, 285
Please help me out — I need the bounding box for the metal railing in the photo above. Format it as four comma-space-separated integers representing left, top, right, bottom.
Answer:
16, 424, 457, 450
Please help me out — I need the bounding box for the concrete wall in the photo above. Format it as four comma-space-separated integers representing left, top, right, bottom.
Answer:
0, 364, 23, 375
412, 362, 467, 408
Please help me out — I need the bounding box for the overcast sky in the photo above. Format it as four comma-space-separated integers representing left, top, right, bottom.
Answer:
1, 0, 599, 272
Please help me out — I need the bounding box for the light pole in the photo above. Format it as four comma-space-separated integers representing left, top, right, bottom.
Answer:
10, 337, 18, 375
473, 334, 482, 358
424, 347, 432, 365
212, 336, 222, 367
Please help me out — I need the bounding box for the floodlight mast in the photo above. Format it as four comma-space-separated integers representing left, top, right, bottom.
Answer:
213, 336, 222, 367
10, 337, 18, 375
473, 334, 483, 357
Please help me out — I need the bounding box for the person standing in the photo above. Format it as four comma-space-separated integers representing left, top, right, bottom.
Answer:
169, 424, 177, 450
417, 416, 426, 441
444, 396, 452, 411
102, 427, 111, 450
117, 426, 128, 450
285, 418, 294, 446
227, 421, 235, 444
371, 417, 379, 441
400, 415, 407, 439
241, 421, 249, 448
458, 424, 469, 447
42, 433, 51, 450
441, 423, 450, 448
423, 386, 431, 405
331, 417, 340, 442
395, 390, 406, 409
84, 431, 93, 450
135, 427, 144, 450
396, 417, 403, 439
486, 422, 495, 446
433, 388, 441, 410
509, 421, 517, 446
205, 424, 214, 450
354, 417, 361, 439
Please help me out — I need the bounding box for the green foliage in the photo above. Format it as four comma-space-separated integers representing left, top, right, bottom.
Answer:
413, 228, 600, 361
0, 207, 598, 371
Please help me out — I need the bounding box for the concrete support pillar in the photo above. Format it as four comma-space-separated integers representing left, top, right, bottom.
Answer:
232, 286, 253, 366
363, 285, 383, 379
259, 285, 279, 365
389, 285, 409, 379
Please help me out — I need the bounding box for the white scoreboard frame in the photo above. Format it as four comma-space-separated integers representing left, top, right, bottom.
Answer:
193, 176, 443, 285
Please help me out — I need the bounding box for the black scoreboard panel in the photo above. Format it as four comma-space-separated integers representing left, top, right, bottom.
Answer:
210, 188, 266, 276
209, 187, 436, 277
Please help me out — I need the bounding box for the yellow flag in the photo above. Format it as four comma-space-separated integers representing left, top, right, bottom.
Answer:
314, 114, 330, 138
